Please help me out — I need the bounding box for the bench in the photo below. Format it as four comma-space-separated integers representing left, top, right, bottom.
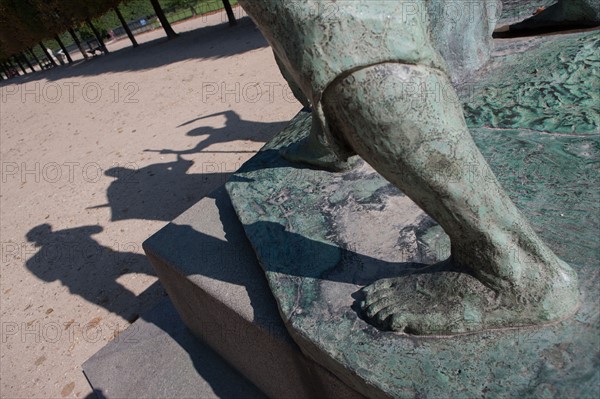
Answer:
86, 39, 107, 56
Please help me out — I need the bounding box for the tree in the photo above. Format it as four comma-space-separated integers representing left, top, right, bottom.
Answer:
39, 42, 56, 66
222, 0, 237, 26
27, 47, 42, 69
0, 0, 48, 58
114, 5, 138, 47
0, 0, 111, 59
86, 18, 109, 53
20, 52, 35, 71
115, 0, 155, 21
13, 55, 27, 74
0, 0, 238, 64
68, 28, 89, 60
149, 0, 178, 39
54, 34, 73, 63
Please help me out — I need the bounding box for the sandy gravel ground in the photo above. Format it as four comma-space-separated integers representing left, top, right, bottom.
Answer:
0, 8, 298, 398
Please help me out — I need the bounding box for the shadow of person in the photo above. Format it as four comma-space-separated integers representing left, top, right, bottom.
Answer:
25, 224, 163, 322
145, 111, 290, 155
87, 155, 229, 222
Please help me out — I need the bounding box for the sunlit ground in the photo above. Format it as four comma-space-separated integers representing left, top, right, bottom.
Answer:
0, 8, 299, 398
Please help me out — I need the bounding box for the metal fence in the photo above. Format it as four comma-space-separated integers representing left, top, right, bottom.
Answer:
110, 0, 243, 41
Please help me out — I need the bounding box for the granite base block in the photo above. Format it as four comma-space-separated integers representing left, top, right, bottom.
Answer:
142, 186, 364, 399
82, 299, 266, 399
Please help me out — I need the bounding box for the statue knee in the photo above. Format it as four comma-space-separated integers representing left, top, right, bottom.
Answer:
321, 62, 467, 152
324, 62, 459, 116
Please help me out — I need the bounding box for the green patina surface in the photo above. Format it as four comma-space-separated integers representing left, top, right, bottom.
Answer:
462, 31, 600, 134
499, 0, 558, 25
226, 31, 599, 398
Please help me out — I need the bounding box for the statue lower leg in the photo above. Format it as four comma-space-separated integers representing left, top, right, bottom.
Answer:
318, 63, 579, 335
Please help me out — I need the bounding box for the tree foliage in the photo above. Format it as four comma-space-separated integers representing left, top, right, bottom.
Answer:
0, 1, 46, 58
0, 0, 122, 61
0, 0, 233, 63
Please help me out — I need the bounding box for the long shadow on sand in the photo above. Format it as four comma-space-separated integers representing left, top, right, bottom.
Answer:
24, 220, 266, 397
145, 110, 290, 155
89, 113, 287, 222
86, 155, 227, 222
0, 16, 265, 85
25, 223, 163, 323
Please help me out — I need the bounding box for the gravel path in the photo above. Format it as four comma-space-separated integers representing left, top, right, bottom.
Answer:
0, 8, 298, 398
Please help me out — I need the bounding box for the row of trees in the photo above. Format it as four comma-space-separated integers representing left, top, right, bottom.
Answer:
0, 0, 236, 79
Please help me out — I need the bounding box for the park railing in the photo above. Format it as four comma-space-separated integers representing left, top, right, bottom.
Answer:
109, 0, 242, 42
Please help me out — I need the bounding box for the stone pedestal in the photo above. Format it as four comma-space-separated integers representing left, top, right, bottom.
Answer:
224, 31, 600, 399
142, 186, 365, 399
82, 299, 267, 399
84, 185, 364, 399
84, 28, 598, 399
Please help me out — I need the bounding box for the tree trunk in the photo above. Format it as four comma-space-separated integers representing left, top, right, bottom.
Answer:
28, 48, 43, 70
115, 6, 138, 47
222, 0, 237, 26
189, 6, 196, 16
0, 64, 9, 79
39, 42, 57, 67
150, 0, 178, 39
55, 35, 73, 63
21, 52, 35, 72
14, 56, 28, 74
86, 18, 109, 53
68, 28, 89, 60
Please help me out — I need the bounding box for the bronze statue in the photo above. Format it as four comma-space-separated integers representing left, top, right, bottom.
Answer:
237, 0, 580, 335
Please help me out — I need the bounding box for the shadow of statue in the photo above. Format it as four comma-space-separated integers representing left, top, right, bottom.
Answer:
145, 111, 290, 155
143, 186, 440, 328
25, 221, 265, 398
82, 187, 272, 398
87, 155, 230, 222
25, 223, 164, 323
